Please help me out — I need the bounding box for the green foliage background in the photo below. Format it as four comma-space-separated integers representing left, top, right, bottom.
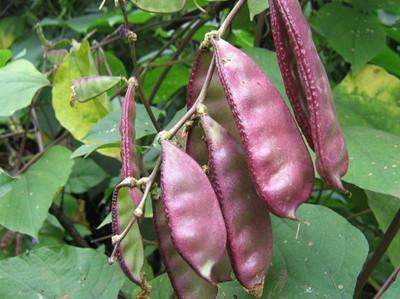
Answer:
0, 0, 399, 298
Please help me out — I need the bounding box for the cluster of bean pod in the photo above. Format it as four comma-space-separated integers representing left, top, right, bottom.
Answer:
112, 0, 349, 298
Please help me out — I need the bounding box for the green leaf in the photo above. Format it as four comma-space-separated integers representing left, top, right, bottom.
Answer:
343, 127, 400, 198
230, 29, 254, 48
0, 49, 12, 67
248, 0, 268, 20
0, 168, 15, 198
352, 0, 400, 12
0, 146, 74, 238
66, 158, 108, 194
131, 0, 186, 13
367, 191, 400, 266
143, 59, 190, 103
0, 17, 23, 49
132, 273, 173, 298
71, 76, 125, 103
382, 274, 400, 299
219, 204, 368, 298
312, 3, 386, 72
0, 59, 50, 117
0, 246, 124, 298
85, 104, 162, 144
371, 46, 400, 78
334, 64, 400, 135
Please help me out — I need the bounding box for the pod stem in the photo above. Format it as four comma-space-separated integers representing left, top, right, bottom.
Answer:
373, 266, 400, 299
109, 157, 161, 264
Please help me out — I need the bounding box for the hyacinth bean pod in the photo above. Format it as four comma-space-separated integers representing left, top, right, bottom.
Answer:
153, 199, 218, 299
111, 79, 144, 284
211, 37, 314, 219
269, 0, 349, 191
160, 140, 227, 282
200, 115, 273, 297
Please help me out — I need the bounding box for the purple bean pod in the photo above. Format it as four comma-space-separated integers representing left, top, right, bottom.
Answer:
211, 37, 314, 219
160, 140, 227, 282
153, 199, 218, 299
111, 79, 144, 284
269, 0, 349, 191
200, 115, 273, 297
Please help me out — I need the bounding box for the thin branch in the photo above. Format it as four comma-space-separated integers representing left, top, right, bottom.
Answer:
117, 0, 161, 132
373, 266, 400, 299
49, 203, 89, 247
354, 208, 400, 298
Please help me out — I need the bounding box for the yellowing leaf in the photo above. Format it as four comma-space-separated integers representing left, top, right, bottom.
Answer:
52, 42, 119, 158
335, 64, 400, 135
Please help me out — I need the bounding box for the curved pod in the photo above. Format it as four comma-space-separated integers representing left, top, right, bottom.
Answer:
269, 0, 349, 191
160, 140, 227, 282
200, 115, 272, 297
211, 37, 314, 219
153, 199, 218, 299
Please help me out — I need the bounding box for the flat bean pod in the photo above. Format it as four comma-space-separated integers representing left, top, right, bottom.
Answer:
160, 140, 227, 282
269, 0, 349, 191
200, 115, 273, 297
153, 199, 218, 299
211, 37, 314, 219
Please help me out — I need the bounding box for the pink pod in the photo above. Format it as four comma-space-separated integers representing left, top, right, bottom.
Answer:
120, 79, 141, 207
112, 79, 144, 284
211, 37, 314, 219
153, 199, 218, 299
160, 140, 227, 282
269, 0, 349, 191
200, 115, 273, 297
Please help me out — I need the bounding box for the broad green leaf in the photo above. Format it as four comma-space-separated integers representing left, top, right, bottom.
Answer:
85, 104, 162, 144
367, 191, 400, 266
352, 0, 400, 12
71, 76, 126, 103
312, 3, 386, 72
66, 158, 108, 194
114, 188, 144, 282
343, 127, 400, 198
0, 17, 23, 49
0, 49, 12, 67
103, 51, 127, 77
371, 46, 400, 78
219, 204, 368, 298
143, 60, 190, 103
382, 274, 400, 299
132, 273, 173, 298
248, 0, 268, 20
0, 146, 73, 238
0, 168, 15, 198
334, 65, 400, 135
52, 41, 111, 141
0, 59, 50, 117
131, 0, 186, 13
230, 29, 254, 48
0, 246, 124, 298
71, 143, 119, 159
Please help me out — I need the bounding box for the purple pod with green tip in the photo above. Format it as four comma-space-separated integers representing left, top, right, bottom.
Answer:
160, 140, 227, 282
153, 199, 218, 299
211, 37, 314, 219
112, 79, 144, 284
269, 0, 349, 192
200, 115, 273, 297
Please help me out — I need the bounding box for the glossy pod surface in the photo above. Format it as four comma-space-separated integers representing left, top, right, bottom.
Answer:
269, 0, 349, 191
153, 199, 218, 299
200, 115, 272, 297
160, 140, 227, 282
112, 81, 144, 284
211, 37, 314, 219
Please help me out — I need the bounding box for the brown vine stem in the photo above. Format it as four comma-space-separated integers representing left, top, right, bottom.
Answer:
373, 266, 400, 299
117, 0, 161, 132
108, 0, 247, 261
354, 208, 400, 298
